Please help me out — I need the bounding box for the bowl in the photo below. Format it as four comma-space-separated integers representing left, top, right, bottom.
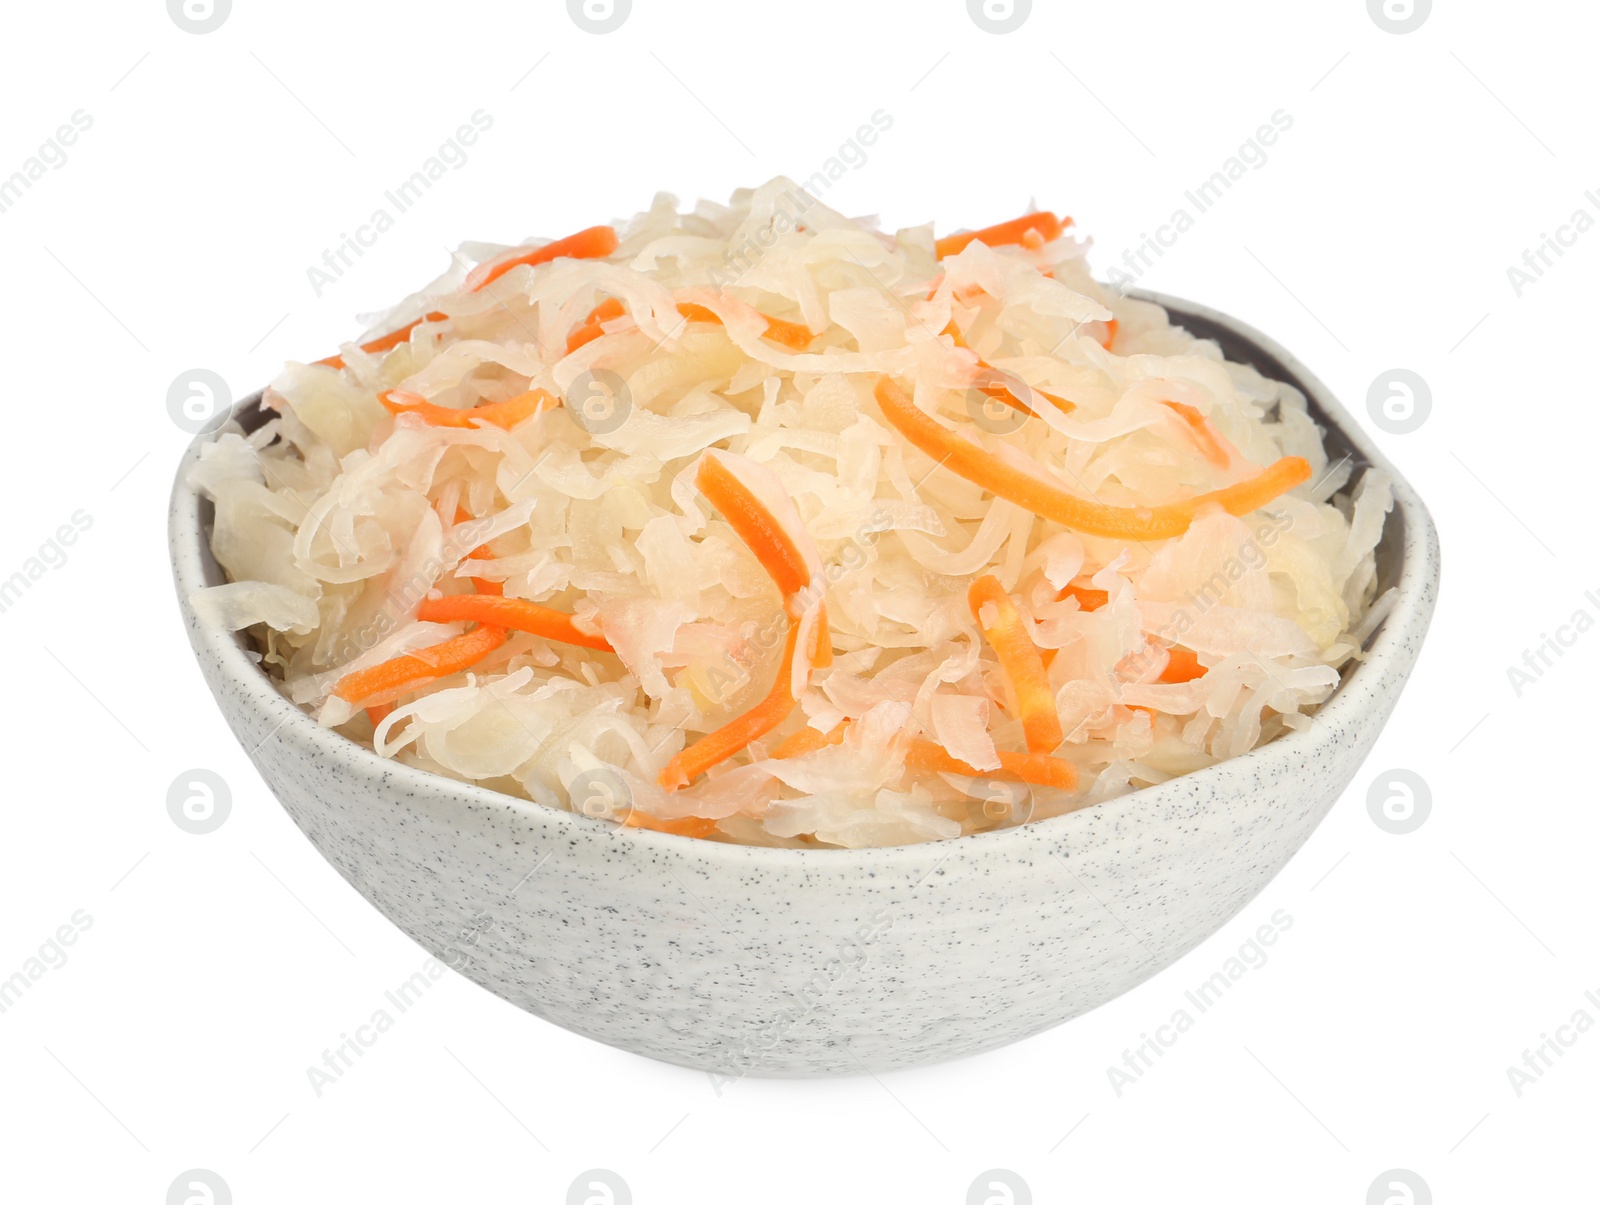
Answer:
168, 290, 1439, 1077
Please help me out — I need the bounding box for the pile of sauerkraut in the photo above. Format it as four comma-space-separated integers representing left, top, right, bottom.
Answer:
190, 178, 1394, 848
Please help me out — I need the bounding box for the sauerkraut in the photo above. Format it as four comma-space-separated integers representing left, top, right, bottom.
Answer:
190, 179, 1392, 848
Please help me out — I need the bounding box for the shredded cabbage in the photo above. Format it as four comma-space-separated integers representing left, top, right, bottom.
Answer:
190, 178, 1391, 848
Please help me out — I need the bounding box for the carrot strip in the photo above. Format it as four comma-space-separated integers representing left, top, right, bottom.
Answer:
771, 721, 1078, 791
317, 311, 448, 370
676, 301, 814, 350
622, 811, 720, 838
759, 314, 814, 351
696, 454, 812, 598
659, 620, 801, 791
416, 595, 612, 652
1099, 317, 1118, 350
332, 624, 508, 707
942, 319, 1073, 416
906, 739, 1078, 791
566, 297, 628, 355
968, 576, 1063, 755
380, 388, 557, 430
320, 225, 617, 368
676, 301, 722, 325
873, 376, 1310, 541
1158, 646, 1207, 684
698, 452, 831, 665
366, 703, 395, 727
936, 211, 1068, 259
464, 224, 619, 294
452, 507, 502, 596
770, 723, 848, 759
1162, 401, 1231, 469
659, 454, 834, 788
1058, 583, 1108, 611
461, 543, 503, 597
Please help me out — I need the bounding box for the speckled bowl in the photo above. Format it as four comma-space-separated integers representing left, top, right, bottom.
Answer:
169, 291, 1438, 1076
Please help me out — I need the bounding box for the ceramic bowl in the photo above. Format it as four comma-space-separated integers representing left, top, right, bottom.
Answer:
168, 291, 1439, 1076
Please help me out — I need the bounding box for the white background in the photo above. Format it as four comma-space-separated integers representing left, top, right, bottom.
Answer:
1, 0, 1593, 1201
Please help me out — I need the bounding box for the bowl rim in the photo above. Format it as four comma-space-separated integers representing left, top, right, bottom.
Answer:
169, 288, 1439, 867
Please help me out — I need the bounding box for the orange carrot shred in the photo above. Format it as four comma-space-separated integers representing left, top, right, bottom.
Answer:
319, 226, 617, 368
968, 575, 1064, 755
759, 314, 815, 351
622, 812, 720, 838
676, 301, 814, 350
676, 301, 721, 325
416, 595, 612, 652
771, 721, 1078, 791
905, 739, 1078, 791
332, 624, 508, 707
659, 454, 832, 789
450, 507, 503, 596
380, 388, 557, 430
942, 319, 1073, 417
464, 224, 619, 293
696, 454, 813, 599
366, 703, 395, 727
461, 544, 503, 597
873, 376, 1310, 542
659, 620, 802, 791
770, 723, 848, 759
566, 297, 628, 355
1161, 401, 1232, 469
1058, 582, 1109, 611
936, 211, 1069, 259
317, 311, 448, 370
1158, 646, 1207, 684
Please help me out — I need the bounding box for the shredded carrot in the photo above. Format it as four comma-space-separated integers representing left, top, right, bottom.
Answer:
1099, 317, 1118, 350
1158, 646, 1207, 684
936, 211, 1068, 259
759, 314, 814, 351
942, 318, 1074, 416
449, 507, 503, 596
942, 319, 1034, 420
676, 301, 814, 350
380, 388, 557, 430
696, 454, 812, 599
416, 595, 612, 652
332, 624, 508, 707
968, 576, 1064, 755
659, 619, 802, 791
697, 452, 830, 665
906, 739, 1079, 791
366, 703, 394, 727
622, 811, 720, 838
1162, 400, 1232, 470
770, 721, 1077, 791
566, 297, 628, 355
461, 543, 503, 596
1058, 582, 1109, 611
464, 224, 619, 294
772, 721, 1079, 790
873, 376, 1310, 541
319, 226, 617, 368
676, 301, 722, 325
658, 454, 836, 789
317, 311, 448, 370
770, 723, 848, 759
